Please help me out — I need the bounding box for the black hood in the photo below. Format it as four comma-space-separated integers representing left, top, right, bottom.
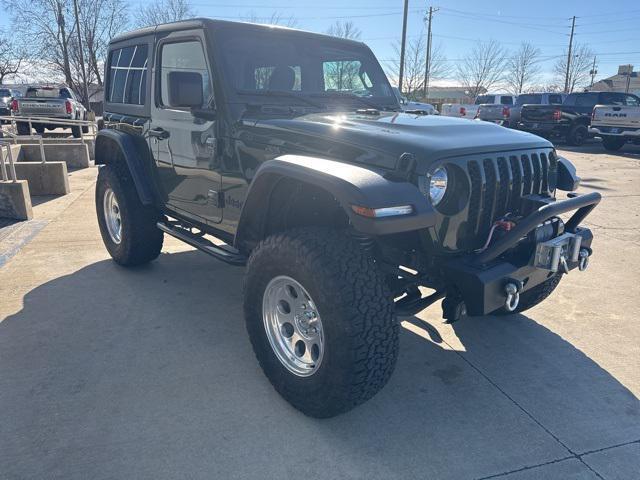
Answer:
246, 111, 553, 171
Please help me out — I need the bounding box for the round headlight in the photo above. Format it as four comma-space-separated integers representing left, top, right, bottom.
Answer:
428, 167, 448, 206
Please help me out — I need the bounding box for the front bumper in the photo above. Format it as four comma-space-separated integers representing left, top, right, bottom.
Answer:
441, 192, 601, 316
589, 125, 640, 138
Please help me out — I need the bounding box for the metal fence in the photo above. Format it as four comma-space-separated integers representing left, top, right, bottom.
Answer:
0, 140, 18, 182
0, 115, 96, 165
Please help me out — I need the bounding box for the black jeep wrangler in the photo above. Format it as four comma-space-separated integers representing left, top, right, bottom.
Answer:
95, 19, 600, 418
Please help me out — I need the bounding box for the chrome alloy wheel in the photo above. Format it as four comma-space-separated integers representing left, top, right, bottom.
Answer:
103, 187, 122, 244
262, 275, 324, 377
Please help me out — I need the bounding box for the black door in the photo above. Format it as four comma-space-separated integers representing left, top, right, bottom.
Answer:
149, 31, 222, 225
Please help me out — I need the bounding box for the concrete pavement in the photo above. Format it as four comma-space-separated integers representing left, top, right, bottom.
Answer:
1, 145, 638, 479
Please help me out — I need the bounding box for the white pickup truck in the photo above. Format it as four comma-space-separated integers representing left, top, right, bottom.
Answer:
441, 94, 516, 119
10, 86, 87, 138
589, 103, 640, 151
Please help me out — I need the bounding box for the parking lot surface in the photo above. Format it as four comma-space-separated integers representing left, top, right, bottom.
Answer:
1, 144, 639, 479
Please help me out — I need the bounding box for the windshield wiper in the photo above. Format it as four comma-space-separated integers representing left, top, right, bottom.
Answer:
310, 92, 397, 111
237, 90, 325, 109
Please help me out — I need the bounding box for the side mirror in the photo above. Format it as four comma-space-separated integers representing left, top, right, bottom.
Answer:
167, 71, 203, 108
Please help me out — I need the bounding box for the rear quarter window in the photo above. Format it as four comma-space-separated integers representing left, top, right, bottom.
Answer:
107, 44, 149, 105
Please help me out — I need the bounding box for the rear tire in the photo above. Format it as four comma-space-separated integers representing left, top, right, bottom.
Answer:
16, 122, 30, 136
71, 125, 82, 138
495, 274, 562, 315
95, 164, 164, 266
602, 136, 625, 151
567, 124, 588, 146
244, 227, 398, 418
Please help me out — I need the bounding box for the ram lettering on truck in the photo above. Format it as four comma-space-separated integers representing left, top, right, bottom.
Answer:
590, 102, 640, 151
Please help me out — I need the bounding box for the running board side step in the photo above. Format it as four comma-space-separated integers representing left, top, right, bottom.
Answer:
156, 221, 247, 266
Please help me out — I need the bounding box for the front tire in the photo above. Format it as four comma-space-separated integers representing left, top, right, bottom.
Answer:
602, 136, 625, 151
244, 227, 398, 418
95, 164, 163, 266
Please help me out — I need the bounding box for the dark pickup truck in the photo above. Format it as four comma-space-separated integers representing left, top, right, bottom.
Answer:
519, 91, 640, 145
95, 18, 600, 418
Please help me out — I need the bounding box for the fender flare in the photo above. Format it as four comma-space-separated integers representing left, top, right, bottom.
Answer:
234, 154, 437, 250
557, 156, 581, 191
94, 129, 156, 205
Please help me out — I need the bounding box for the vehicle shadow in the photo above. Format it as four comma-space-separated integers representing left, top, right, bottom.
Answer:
557, 142, 640, 159
1, 251, 638, 479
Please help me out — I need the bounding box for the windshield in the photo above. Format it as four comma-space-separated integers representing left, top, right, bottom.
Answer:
25, 88, 68, 99
517, 94, 542, 105
475, 95, 495, 105
216, 27, 398, 111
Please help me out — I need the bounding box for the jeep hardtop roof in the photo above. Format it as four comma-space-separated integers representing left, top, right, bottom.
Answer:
110, 18, 366, 47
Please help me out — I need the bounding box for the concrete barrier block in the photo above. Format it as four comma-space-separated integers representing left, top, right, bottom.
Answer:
0, 180, 33, 220
14, 162, 70, 196
18, 144, 90, 168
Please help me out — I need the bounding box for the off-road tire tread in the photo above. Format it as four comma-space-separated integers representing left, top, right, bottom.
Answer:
96, 163, 163, 266
244, 227, 398, 418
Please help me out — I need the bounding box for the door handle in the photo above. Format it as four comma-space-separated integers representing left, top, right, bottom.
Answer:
149, 127, 170, 140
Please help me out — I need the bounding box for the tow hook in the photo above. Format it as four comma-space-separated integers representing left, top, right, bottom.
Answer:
504, 279, 523, 312
578, 248, 590, 271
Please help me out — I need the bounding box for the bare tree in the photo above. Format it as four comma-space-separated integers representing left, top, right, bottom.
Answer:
553, 44, 594, 93
321, 21, 363, 91
79, 0, 128, 88
506, 42, 541, 94
134, 0, 196, 28
241, 11, 298, 28
456, 39, 507, 99
525, 83, 564, 93
389, 35, 450, 98
326, 20, 361, 40
0, 33, 27, 84
8, 0, 76, 86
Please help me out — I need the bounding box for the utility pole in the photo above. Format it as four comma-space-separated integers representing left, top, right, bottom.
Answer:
589, 56, 597, 88
72, 0, 91, 110
564, 16, 576, 93
398, 0, 409, 94
423, 6, 436, 99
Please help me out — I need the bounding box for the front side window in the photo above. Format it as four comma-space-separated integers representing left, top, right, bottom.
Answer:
159, 40, 212, 109
108, 44, 148, 105
475, 95, 494, 105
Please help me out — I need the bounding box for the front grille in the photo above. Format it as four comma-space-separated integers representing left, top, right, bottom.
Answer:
466, 150, 556, 241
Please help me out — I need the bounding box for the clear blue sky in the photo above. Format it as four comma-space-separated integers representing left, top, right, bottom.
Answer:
4, 0, 640, 86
